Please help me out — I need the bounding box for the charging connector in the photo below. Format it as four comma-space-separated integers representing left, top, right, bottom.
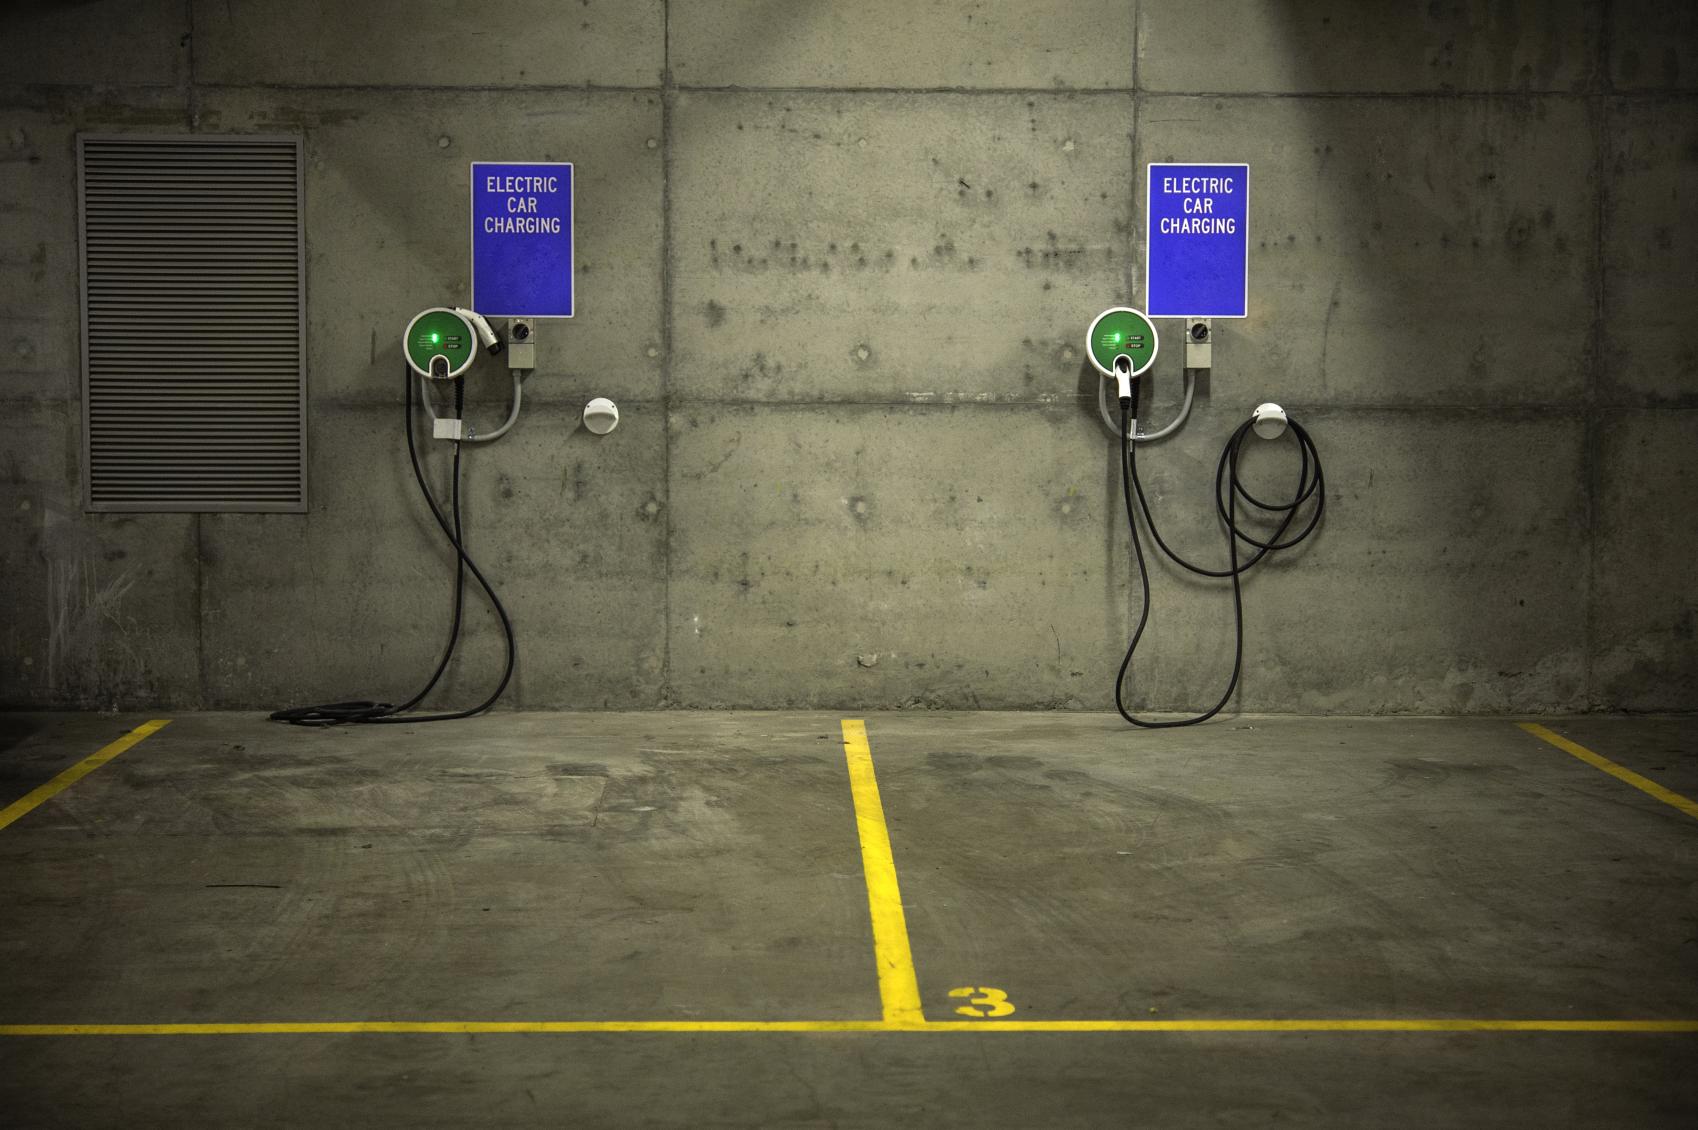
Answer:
454, 307, 503, 356
1113, 355, 1134, 405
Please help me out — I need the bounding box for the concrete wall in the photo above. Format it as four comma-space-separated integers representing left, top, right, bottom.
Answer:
1, 1, 1693, 714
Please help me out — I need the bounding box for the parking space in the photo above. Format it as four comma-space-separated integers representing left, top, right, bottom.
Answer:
867, 714, 1698, 1024
1, 711, 1696, 1126
0, 712, 878, 1025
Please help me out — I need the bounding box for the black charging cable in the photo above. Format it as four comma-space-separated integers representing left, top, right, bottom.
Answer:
268, 361, 517, 726
1114, 390, 1324, 728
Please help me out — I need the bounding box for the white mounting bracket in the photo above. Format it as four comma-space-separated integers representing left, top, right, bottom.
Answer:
584, 397, 619, 435
1252, 402, 1288, 440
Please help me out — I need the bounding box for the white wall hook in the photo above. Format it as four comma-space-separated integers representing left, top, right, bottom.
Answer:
583, 397, 619, 435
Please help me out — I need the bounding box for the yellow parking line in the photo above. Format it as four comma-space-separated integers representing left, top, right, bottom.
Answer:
1519, 722, 1698, 823
0, 719, 171, 832
2, 1019, 1695, 1037
917, 1019, 1698, 1033
0, 1021, 894, 1036
841, 719, 925, 1027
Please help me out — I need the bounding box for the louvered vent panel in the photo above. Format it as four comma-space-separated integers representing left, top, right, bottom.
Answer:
80, 135, 305, 511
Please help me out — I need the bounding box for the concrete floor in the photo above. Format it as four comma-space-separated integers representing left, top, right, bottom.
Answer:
0, 711, 1695, 1127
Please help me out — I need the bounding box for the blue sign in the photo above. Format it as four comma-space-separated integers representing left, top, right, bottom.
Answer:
471, 162, 574, 318
1146, 163, 1248, 318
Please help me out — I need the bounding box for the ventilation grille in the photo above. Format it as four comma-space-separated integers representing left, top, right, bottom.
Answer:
79, 134, 305, 511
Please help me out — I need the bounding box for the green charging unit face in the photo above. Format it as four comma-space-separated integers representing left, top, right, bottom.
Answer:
405, 309, 476, 377
1088, 308, 1158, 377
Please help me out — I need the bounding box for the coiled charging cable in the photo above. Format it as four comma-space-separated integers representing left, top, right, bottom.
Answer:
1114, 394, 1324, 727
269, 361, 517, 726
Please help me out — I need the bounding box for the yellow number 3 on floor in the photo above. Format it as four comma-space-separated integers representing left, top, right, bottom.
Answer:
949, 987, 1016, 1018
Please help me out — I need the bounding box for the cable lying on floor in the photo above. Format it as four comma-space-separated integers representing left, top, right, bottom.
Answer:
1114, 392, 1324, 728
268, 361, 516, 726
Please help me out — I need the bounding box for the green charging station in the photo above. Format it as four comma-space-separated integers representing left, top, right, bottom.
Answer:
1086, 306, 1159, 379
404, 307, 478, 379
